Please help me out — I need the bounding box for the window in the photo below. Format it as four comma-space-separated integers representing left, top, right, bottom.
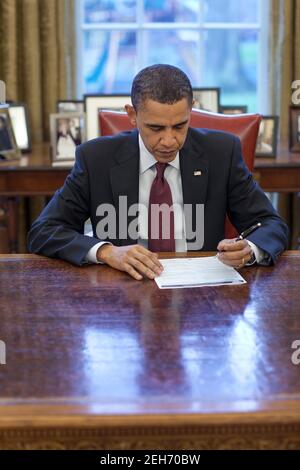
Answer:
77, 0, 269, 112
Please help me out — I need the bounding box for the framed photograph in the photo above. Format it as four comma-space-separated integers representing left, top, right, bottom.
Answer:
192, 88, 220, 113
84, 94, 131, 140
255, 116, 279, 158
8, 103, 31, 152
220, 105, 248, 115
50, 113, 86, 164
289, 106, 300, 152
0, 108, 21, 161
57, 100, 84, 114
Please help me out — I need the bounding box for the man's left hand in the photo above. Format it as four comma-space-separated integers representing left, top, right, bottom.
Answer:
217, 238, 253, 269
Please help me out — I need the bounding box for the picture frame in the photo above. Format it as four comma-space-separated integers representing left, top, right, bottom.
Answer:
84, 94, 131, 140
57, 100, 84, 114
192, 88, 220, 113
289, 106, 300, 152
0, 107, 21, 161
255, 115, 279, 158
50, 112, 86, 164
220, 105, 248, 115
8, 103, 31, 152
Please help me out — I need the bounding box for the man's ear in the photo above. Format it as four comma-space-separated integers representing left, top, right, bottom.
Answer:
125, 104, 137, 126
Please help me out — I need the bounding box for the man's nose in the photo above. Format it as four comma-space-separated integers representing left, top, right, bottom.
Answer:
160, 131, 176, 147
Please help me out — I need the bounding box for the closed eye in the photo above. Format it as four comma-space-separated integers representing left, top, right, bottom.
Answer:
148, 125, 164, 132
146, 120, 188, 132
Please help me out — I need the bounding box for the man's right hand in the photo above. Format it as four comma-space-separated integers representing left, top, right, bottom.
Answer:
96, 244, 164, 281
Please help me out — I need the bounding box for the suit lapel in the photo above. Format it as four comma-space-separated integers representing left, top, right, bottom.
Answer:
110, 130, 139, 204
180, 130, 209, 249
180, 129, 209, 206
109, 130, 140, 245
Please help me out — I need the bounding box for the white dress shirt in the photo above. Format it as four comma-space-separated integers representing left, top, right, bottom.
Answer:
137, 135, 187, 251
86, 134, 264, 264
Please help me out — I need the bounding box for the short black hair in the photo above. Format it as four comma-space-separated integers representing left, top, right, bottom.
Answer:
131, 64, 193, 110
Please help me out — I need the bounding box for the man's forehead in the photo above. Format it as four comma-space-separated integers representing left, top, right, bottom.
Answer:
137, 98, 191, 122
138, 97, 190, 110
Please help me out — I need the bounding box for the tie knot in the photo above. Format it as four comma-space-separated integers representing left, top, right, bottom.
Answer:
155, 162, 167, 179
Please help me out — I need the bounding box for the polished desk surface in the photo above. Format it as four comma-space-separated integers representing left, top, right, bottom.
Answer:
0, 251, 300, 449
0, 143, 300, 194
0, 142, 299, 169
0, 143, 71, 195
255, 145, 300, 167
0, 143, 64, 170
254, 146, 300, 192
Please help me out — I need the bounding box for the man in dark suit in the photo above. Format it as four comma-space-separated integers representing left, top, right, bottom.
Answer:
28, 64, 288, 280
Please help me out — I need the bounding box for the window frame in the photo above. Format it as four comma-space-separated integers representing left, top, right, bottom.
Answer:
76, 0, 269, 113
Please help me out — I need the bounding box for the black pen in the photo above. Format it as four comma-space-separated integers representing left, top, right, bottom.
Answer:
236, 222, 262, 240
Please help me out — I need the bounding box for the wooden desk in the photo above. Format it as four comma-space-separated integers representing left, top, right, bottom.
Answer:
0, 251, 299, 450
254, 147, 300, 192
0, 143, 300, 252
0, 144, 70, 252
0, 143, 300, 195
0, 143, 69, 196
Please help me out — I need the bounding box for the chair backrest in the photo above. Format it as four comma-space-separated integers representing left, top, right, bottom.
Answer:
98, 109, 261, 239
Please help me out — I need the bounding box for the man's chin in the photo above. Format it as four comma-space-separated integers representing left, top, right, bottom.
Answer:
154, 152, 177, 163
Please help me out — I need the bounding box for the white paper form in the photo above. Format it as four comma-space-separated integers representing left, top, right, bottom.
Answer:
155, 256, 246, 289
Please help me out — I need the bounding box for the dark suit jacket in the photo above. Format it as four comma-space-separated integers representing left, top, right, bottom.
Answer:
28, 128, 288, 265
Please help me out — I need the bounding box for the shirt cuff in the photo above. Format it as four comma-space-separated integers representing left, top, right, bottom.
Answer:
246, 240, 265, 265
85, 242, 112, 264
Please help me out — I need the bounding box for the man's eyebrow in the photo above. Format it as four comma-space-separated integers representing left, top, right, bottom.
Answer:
173, 119, 189, 127
145, 123, 164, 128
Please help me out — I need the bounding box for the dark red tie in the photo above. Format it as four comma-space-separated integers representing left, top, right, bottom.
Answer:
148, 162, 175, 252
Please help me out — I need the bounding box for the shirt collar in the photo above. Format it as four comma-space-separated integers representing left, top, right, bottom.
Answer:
139, 134, 180, 174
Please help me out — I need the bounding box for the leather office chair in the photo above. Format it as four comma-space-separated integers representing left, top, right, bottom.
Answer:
98, 109, 261, 239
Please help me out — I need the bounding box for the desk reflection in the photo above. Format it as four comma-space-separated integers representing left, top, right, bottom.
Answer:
82, 265, 252, 405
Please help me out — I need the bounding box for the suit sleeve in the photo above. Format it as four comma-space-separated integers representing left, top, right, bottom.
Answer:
227, 137, 289, 264
27, 146, 101, 266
